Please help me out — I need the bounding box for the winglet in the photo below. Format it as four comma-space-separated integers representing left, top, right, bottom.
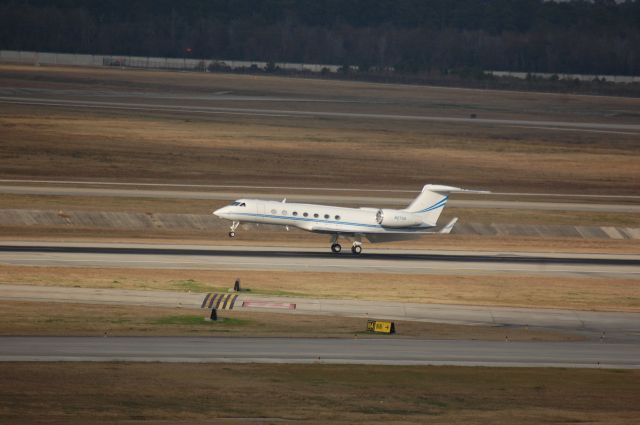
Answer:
439, 217, 458, 234
423, 184, 491, 194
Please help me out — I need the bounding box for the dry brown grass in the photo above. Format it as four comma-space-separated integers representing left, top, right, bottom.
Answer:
2, 110, 638, 193
3, 64, 640, 123
0, 301, 578, 341
2, 265, 638, 312
1, 64, 639, 194
1, 361, 638, 424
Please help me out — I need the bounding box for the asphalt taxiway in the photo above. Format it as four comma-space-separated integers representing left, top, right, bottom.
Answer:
1, 336, 638, 368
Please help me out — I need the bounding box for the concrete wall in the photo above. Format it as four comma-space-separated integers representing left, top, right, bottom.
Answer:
488, 70, 640, 83
1, 209, 638, 240
0, 50, 341, 74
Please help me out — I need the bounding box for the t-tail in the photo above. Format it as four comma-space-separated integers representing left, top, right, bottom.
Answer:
404, 184, 490, 227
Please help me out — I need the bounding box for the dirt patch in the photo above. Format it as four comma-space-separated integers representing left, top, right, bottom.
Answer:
1, 362, 638, 424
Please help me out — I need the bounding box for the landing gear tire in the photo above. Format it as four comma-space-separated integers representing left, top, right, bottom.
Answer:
351, 245, 362, 255
331, 243, 342, 253
228, 231, 236, 238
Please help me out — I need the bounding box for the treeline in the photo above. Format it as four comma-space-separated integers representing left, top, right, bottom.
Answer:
1, 0, 639, 76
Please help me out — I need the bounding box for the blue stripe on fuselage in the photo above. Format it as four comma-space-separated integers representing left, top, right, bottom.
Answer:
417, 196, 448, 213
232, 212, 430, 231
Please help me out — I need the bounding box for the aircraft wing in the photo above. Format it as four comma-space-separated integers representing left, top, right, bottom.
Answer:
365, 218, 457, 242
309, 217, 459, 243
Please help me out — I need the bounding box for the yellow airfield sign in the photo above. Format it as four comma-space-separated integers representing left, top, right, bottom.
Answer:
367, 320, 396, 334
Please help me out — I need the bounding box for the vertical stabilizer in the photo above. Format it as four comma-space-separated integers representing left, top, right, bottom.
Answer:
404, 184, 489, 227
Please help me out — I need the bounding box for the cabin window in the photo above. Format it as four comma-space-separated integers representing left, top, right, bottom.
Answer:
335, 215, 341, 220
293, 212, 298, 216
282, 210, 287, 215
271, 209, 277, 214
314, 213, 319, 218
324, 214, 330, 219
303, 212, 308, 217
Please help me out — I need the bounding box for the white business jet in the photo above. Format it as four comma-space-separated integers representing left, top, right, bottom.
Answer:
213, 184, 488, 254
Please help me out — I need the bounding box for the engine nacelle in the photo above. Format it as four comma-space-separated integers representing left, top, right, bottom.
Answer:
376, 209, 423, 227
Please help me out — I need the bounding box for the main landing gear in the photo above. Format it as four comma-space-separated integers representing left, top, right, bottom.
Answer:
330, 235, 362, 255
228, 221, 240, 238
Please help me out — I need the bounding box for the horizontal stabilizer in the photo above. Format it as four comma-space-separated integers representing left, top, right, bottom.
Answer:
439, 217, 458, 234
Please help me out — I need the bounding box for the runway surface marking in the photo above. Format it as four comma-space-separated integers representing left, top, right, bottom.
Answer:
1, 337, 638, 368
2, 96, 639, 135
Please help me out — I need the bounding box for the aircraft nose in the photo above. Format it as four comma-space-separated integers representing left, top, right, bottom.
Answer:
213, 207, 225, 217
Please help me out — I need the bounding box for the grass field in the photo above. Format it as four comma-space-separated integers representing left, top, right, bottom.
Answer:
2, 265, 638, 312
1, 362, 638, 424
1, 64, 639, 195
0, 301, 579, 341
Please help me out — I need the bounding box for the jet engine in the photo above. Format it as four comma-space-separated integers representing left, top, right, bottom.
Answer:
375, 209, 423, 227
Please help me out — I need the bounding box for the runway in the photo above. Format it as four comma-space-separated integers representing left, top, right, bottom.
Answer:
1, 242, 639, 278
2, 95, 640, 135
1, 183, 639, 212
1, 336, 638, 368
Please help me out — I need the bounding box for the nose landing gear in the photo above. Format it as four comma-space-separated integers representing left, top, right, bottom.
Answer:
228, 221, 240, 238
330, 234, 341, 254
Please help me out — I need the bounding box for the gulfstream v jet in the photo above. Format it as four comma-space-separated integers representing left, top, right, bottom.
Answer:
213, 184, 488, 254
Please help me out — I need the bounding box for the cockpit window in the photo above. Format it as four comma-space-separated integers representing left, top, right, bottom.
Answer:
230, 201, 246, 207
240, 203, 246, 207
